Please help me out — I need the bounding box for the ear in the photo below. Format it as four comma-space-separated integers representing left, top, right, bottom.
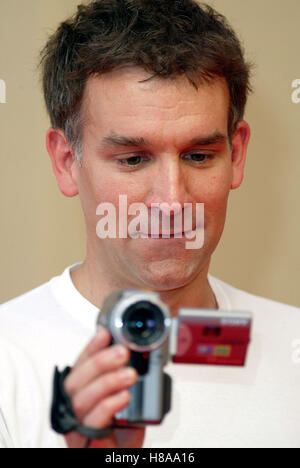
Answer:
46, 128, 79, 197
230, 120, 251, 190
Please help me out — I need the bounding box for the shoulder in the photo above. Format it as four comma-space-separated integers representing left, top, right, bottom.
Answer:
1, 280, 53, 311
209, 275, 299, 314
209, 275, 300, 338
0, 269, 70, 360
0, 264, 76, 327
0, 279, 60, 330
0, 263, 94, 368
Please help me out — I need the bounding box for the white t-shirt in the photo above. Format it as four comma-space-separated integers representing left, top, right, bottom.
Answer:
0, 263, 299, 448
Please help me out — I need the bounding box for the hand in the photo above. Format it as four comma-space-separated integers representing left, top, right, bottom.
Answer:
63, 328, 145, 448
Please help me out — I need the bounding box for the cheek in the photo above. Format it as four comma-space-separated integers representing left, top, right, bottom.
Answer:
79, 164, 120, 207
79, 165, 142, 234
195, 171, 231, 223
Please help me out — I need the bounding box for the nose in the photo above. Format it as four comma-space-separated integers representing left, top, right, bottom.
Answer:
144, 155, 193, 216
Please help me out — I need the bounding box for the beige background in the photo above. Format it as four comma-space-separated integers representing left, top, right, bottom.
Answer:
0, 0, 299, 307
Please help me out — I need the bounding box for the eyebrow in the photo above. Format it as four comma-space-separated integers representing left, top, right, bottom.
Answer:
102, 132, 148, 148
101, 130, 227, 149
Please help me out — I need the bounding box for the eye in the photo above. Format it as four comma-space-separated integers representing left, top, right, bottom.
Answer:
116, 152, 213, 168
117, 155, 149, 167
183, 153, 212, 164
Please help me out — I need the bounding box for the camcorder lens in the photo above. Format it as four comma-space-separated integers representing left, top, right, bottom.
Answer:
122, 301, 165, 347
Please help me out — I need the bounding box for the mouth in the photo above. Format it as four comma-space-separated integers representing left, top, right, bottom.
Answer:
141, 230, 196, 238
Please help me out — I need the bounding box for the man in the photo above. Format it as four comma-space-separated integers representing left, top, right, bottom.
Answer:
0, 0, 299, 448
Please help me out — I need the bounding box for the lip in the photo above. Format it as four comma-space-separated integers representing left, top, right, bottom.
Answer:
141, 230, 195, 237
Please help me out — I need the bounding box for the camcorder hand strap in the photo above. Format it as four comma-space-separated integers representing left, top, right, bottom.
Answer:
51, 366, 113, 440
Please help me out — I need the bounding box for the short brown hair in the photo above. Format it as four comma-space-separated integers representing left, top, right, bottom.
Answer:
40, 0, 252, 159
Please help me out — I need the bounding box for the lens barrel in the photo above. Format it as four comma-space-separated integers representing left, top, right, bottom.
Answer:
97, 289, 171, 352
122, 300, 166, 347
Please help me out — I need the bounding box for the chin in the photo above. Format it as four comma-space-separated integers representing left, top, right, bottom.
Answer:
137, 258, 201, 291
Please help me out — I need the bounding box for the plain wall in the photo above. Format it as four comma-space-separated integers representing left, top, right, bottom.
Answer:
0, 0, 299, 307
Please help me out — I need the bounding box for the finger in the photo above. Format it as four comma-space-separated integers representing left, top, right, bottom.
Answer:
65, 344, 130, 396
82, 389, 131, 429
74, 328, 112, 368
72, 367, 138, 421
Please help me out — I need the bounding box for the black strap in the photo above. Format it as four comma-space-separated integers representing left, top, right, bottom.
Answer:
51, 366, 113, 439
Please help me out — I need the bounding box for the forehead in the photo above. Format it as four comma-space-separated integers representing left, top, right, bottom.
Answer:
81, 66, 230, 144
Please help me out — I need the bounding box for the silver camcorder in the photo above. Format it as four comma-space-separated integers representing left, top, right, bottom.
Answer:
96, 289, 252, 427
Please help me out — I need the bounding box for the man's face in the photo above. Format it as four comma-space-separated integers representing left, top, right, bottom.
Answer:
71, 66, 246, 291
